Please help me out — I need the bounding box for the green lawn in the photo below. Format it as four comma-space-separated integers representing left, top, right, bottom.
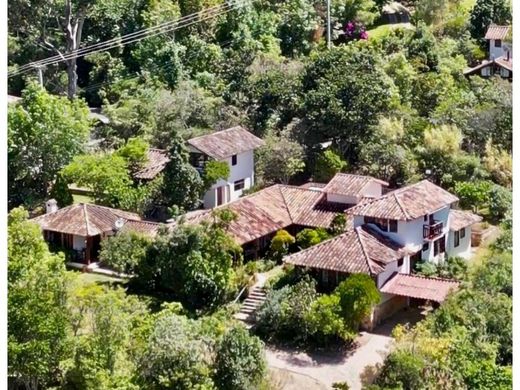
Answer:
72, 193, 94, 204
368, 23, 413, 40
74, 271, 128, 287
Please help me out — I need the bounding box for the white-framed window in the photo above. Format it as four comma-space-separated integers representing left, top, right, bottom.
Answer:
454, 230, 460, 247
460, 227, 466, 238
231, 154, 237, 166
234, 179, 245, 191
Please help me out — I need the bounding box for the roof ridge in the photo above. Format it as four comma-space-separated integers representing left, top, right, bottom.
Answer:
278, 186, 295, 223
187, 126, 246, 142
355, 226, 374, 274
393, 192, 411, 220
83, 203, 92, 236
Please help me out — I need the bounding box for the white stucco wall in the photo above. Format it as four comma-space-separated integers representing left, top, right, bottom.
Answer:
73, 235, 86, 251
447, 227, 472, 259
489, 39, 506, 60
326, 193, 358, 204
202, 149, 255, 208
360, 181, 384, 198
376, 256, 409, 289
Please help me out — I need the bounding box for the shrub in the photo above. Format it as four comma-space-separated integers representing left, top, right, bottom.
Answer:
374, 350, 426, 389
313, 150, 347, 182
49, 173, 73, 207
99, 231, 151, 274
415, 260, 438, 277
269, 230, 295, 261
335, 274, 380, 330
488, 185, 512, 223
305, 294, 354, 344
453, 180, 492, 212
296, 228, 329, 249
202, 160, 230, 191
329, 214, 347, 235
214, 326, 267, 390
256, 277, 317, 344
438, 257, 468, 280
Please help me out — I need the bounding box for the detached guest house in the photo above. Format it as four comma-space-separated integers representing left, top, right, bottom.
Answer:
32, 200, 160, 264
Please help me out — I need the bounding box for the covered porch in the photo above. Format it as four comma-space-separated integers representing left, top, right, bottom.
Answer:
43, 230, 101, 264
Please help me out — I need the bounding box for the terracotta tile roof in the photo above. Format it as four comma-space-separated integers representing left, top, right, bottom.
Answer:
495, 56, 513, 71
32, 203, 159, 237
134, 148, 171, 180
347, 180, 458, 221
463, 56, 513, 75
187, 126, 264, 160
284, 225, 408, 275
485, 24, 510, 40
121, 220, 162, 237
323, 173, 388, 197
380, 273, 459, 302
448, 209, 482, 231
176, 185, 350, 245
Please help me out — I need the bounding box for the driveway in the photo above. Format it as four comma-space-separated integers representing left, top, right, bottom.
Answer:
265, 308, 423, 389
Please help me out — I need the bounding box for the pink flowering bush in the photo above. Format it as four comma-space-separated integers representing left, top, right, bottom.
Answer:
343, 21, 368, 41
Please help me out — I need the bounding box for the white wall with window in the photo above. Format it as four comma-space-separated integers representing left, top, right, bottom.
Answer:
447, 226, 473, 259
201, 149, 256, 208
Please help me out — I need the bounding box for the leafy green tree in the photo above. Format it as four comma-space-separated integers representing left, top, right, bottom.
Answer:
214, 326, 267, 390
277, 0, 320, 57
8, 208, 71, 390
161, 137, 203, 211
50, 173, 73, 207
487, 185, 512, 223
472, 251, 512, 297
296, 228, 330, 249
115, 137, 150, 177
138, 314, 215, 389
256, 127, 306, 185
99, 231, 152, 274
62, 153, 133, 208
65, 284, 149, 390
305, 294, 352, 343
453, 180, 492, 212
202, 161, 230, 192
335, 274, 380, 330
269, 230, 296, 261
301, 45, 397, 164
8, 83, 90, 208
313, 150, 348, 182
139, 210, 241, 310
329, 214, 347, 235
470, 0, 512, 42
374, 350, 427, 389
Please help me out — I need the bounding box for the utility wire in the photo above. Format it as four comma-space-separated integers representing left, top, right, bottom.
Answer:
9, 0, 248, 77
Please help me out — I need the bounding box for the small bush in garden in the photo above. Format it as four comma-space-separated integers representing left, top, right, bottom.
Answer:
269, 229, 295, 261
296, 227, 330, 249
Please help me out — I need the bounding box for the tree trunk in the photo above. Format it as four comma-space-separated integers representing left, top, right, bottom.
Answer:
63, 0, 86, 99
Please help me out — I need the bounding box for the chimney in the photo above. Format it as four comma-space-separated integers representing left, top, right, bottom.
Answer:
46, 199, 58, 214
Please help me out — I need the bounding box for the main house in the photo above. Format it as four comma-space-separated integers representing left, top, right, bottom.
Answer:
464, 24, 512, 80
135, 126, 264, 209
284, 179, 481, 327
175, 173, 388, 258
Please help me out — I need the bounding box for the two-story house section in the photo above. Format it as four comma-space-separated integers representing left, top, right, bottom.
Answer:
464, 24, 512, 80
186, 126, 264, 208
348, 180, 481, 270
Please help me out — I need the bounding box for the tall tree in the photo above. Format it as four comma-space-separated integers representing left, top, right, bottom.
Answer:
8, 208, 71, 390
470, 0, 511, 42
8, 83, 90, 208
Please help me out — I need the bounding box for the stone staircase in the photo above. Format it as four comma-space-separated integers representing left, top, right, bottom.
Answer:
234, 286, 267, 325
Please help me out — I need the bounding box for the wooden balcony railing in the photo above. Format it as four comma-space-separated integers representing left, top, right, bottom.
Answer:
423, 221, 443, 239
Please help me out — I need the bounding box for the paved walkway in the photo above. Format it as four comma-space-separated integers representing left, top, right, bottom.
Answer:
265, 308, 423, 389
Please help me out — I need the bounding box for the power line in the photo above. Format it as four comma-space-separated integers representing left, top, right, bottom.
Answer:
9, 0, 249, 78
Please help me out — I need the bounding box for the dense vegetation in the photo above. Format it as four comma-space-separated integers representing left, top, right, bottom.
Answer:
8, 0, 512, 220
7, 0, 512, 389
8, 208, 268, 390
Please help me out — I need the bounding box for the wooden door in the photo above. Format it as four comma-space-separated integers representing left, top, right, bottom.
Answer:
217, 186, 224, 206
